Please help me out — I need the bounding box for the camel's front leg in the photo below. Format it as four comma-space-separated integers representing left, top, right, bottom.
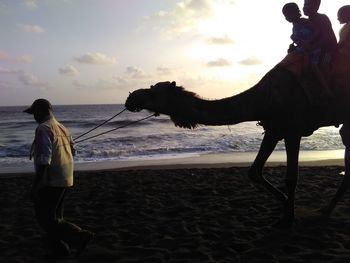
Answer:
281, 135, 301, 225
248, 130, 287, 202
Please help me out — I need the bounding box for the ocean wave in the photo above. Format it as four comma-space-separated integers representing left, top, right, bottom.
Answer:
61, 118, 155, 130
0, 142, 32, 157
0, 121, 36, 129
0, 104, 346, 170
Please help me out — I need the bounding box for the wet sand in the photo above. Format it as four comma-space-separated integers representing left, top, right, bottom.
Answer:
1, 149, 345, 174
1, 165, 350, 262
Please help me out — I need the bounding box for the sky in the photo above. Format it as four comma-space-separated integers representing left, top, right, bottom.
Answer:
0, 0, 348, 106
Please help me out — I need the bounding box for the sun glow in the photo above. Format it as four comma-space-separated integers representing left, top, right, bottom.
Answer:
184, 1, 290, 88
184, 0, 348, 88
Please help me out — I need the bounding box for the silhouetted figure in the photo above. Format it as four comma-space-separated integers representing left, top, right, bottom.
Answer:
24, 99, 94, 259
337, 5, 350, 56
322, 6, 350, 216
282, 3, 312, 54
281, 2, 327, 105
303, 0, 337, 98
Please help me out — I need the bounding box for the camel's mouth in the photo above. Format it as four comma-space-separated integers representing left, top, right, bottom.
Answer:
125, 98, 141, 112
125, 89, 148, 112
126, 106, 142, 112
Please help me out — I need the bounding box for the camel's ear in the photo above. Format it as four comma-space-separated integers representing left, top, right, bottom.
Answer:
171, 81, 176, 88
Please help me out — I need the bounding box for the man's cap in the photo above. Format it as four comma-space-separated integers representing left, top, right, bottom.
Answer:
23, 98, 52, 114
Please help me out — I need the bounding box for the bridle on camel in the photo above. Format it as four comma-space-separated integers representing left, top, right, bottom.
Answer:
73, 108, 157, 144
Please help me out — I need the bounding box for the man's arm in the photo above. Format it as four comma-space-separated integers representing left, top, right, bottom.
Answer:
31, 125, 52, 201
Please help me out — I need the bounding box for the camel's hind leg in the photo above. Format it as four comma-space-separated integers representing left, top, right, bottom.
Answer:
248, 130, 287, 202
280, 134, 301, 225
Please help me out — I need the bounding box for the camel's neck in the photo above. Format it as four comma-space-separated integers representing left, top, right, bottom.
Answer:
181, 84, 266, 126
166, 67, 301, 128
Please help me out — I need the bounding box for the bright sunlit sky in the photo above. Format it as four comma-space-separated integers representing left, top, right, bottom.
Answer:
0, 0, 348, 106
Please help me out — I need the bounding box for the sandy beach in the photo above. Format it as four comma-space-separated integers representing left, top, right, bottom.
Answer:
1, 149, 346, 175
1, 156, 350, 262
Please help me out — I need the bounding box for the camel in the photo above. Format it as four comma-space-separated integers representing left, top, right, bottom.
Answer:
124, 65, 350, 226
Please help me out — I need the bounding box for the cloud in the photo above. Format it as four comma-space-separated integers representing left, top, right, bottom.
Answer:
174, 0, 212, 17
58, 65, 79, 76
207, 34, 235, 45
19, 24, 45, 33
18, 72, 39, 85
113, 76, 128, 85
0, 50, 9, 60
156, 66, 175, 75
0, 68, 48, 89
126, 66, 148, 79
17, 55, 33, 63
207, 58, 231, 67
72, 78, 128, 90
0, 67, 19, 74
146, 0, 214, 35
0, 50, 33, 63
95, 79, 123, 90
74, 52, 116, 65
72, 79, 89, 89
72, 66, 150, 91
18, 72, 48, 88
0, 80, 11, 90
24, 0, 38, 9
173, 74, 242, 99
149, 0, 212, 19
238, 57, 262, 66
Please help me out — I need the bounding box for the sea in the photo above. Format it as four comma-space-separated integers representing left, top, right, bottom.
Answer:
0, 104, 344, 171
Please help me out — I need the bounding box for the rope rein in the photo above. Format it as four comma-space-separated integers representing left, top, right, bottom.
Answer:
73, 108, 127, 141
74, 111, 156, 144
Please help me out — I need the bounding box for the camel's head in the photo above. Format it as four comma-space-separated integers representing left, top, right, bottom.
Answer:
125, 81, 199, 128
125, 81, 177, 114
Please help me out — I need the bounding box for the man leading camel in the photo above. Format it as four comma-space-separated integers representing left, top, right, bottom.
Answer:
24, 99, 94, 258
